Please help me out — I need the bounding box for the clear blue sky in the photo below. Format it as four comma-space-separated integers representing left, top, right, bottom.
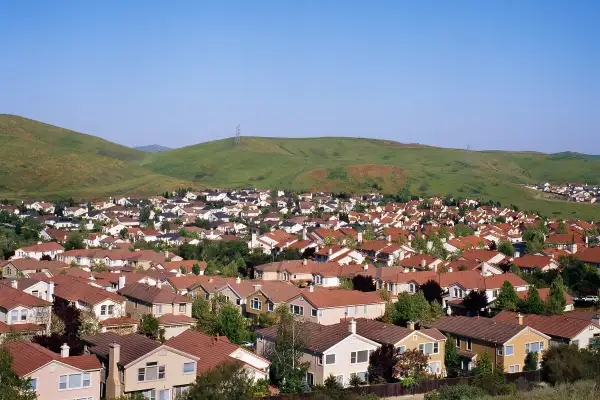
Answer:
1, 1, 598, 152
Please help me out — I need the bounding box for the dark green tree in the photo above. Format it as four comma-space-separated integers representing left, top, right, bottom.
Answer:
546, 276, 567, 315
182, 361, 257, 400
64, 232, 85, 251
368, 343, 399, 383
521, 286, 546, 315
444, 335, 462, 378
138, 314, 165, 341
495, 281, 520, 311
0, 347, 37, 400
497, 240, 515, 257
524, 352, 539, 371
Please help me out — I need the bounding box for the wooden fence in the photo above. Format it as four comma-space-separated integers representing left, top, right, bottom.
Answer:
263, 370, 543, 399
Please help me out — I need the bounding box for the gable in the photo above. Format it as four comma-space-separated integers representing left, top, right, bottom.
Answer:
323, 333, 380, 354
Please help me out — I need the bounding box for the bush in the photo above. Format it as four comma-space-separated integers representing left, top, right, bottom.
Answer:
424, 384, 485, 400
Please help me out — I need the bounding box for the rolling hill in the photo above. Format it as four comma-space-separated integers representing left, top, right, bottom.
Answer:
1, 115, 599, 219
134, 144, 171, 152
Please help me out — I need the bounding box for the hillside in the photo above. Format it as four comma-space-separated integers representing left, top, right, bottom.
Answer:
134, 144, 171, 152
0, 115, 192, 198
0, 116, 599, 219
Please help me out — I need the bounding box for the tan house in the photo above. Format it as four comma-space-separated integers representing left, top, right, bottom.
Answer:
0, 259, 68, 279
117, 282, 194, 339
0, 282, 53, 339
257, 319, 380, 386
429, 316, 550, 373
4, 341, 102, 400
285, 287, 387, 325
84, 332, 199, 399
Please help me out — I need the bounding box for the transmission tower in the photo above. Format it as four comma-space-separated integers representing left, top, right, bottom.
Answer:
466, 145, 471, 166
233, 124, 241, 145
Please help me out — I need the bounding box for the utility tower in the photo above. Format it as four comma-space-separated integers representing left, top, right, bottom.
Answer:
233, 124, 241, 145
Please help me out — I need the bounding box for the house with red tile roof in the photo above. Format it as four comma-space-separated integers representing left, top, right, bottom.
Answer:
575, 247, 600, 268
0, 259, 68, 279
165, 329, 270, 381
0, 282, 53, 338
494, 311, 600, 349
3, 340, 102, 400
515, 287, 574, 312
248, 229, 298, 254
12, 242, 65, 260
512, 254, 559, 273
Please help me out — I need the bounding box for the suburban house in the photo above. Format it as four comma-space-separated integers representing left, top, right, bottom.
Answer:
332, 318, 447, 376
429, 316, 550, 373
84, 332, 199, 399
165, 329, 270, 381
117, 282, 194, 339
257, 319, 381, 386
12, 242, 65, 260
575, 247, 600, 268
0, 259, 68, 279
285, 287, 387, 325
0, 282, 53, 338
4, 341, 102, 400
241, 281, 304, 319
516, 288, 575, 312
0, 277, 54, 301
494, 311, 600, 350
511, 255, 559, 273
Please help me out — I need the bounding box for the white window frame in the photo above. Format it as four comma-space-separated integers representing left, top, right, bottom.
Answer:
179, 303, 186, 313
58, 373, 91, 391
325, 354, 336, 365
183, 362, 195, 374
419, 342, 439, 355
397, 346, 406, 354
505, 345, 514, 356
251, 298, 262, 311
100, 305, 107, 316
350, 350, 369, 364
268, 303, 274, 312
466, 338, 472, 351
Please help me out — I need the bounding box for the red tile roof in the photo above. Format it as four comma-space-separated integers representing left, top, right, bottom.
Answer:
0, 283, 52, 309
429, 316, 530, 344
297, 288, 385, 309
493, 311, 598, 340
118, 282, 192, 304
18, 242, 65, 253
157, 314, 195, 326
165, 330, 240, 374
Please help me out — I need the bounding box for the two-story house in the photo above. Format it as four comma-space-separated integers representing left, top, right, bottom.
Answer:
12, 242, 65, 260
285, 287, 387, 325
5, 341, 102, 400
1, 259, 68, 279
84, 332, 199, 399
117, 282, 194, 339
0, 282, 53, 338
257, 319, 380, 386
429, 316, 550, 373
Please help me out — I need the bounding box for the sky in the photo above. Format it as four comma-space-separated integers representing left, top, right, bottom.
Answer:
1, 1, 599, 153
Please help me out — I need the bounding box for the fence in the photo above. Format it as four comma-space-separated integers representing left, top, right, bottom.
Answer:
263, 370, 543, 399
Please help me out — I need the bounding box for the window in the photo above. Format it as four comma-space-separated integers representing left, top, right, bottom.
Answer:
408, 283, 416, 293
179, 303, 186, 312
101, 305, 107, 316
10, 310, 18, 322
352, 372, 368, 383
268, 303, 274, 312
456, 337, 461, 348
509, 365, 520, 373
155, 304, 163, 314
311, 308, 317, 317
505, 345, 514, 356
20, 310, 27, 321
306, 372, 315, 386
466, 339, 472, 351
492, 289, 499, 298
354, 305, 358, 315
108, 304, 114, 315
497, 347, 503, 356
290, 304, 304, 316
397, 346, 406, 354
142, 389, 156, 400
572, 340, 579, 347
32, 290, 39, 297
251, 298, 262, 310
138, 362, 166, 381
351, 350, 369, 364
173, 387, 188, 399
427, 362, 441, 375
236, 298, 241, 305
335, 375, 344, 385
317, 356, 323, 365
29, 378, 37, 391
325, 354, 336, 365
204, 293, 210, 300
363, 305, 368, 314
183, 362, 195, 374
58, 373, 90, 390
525, 341, 544, 354
419, 342, 439, 355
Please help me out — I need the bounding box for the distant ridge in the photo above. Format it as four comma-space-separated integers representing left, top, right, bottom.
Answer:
134, 144, 171, 152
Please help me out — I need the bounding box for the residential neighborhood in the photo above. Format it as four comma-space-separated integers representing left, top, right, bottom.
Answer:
1, 188, 600, 399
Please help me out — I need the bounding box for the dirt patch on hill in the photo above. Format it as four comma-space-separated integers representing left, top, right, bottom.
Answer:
297, 164, 405, 193
345, 164, 405, 180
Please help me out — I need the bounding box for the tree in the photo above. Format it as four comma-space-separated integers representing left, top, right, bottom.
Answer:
498, 240, 515, 257
139, 206, 152, 223
182, 361, 257, 400
215, 304, 250, 345
352, 275, 376, 292
192, 263, 201, 276
338, 277, 354, 290
419, 280, 444, 304
524, 352, 539, 371
204, 260, 218, 276
0, 348, 37, 400
542, 344, 586, 385
391, 292, 431, 326
555, 221, 568, 234
77, 311, 101, 337
473, 350, 493, 378
546, 276, 567, 315
368, 343, 399, 383
138, 314, 164, 341
521, 286, 546, 315
495, 281, 520, 311
453, 224, 473, 238
49, 311, 66, 334
411, 235, 427, 254
266, 306, 308, 393
395, 348, 430, 378
119, 228, 129, 240
461, 290, 488, 315
348, 373, 364, 387
64, 232, 85, 251
444, 336, 461, 378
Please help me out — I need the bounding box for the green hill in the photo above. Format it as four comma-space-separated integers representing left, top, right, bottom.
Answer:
0, 115, 192, 198
1, 115, 599, 219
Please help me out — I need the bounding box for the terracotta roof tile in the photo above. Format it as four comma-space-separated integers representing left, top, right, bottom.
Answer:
84, 332, 160, 366
118, 282, 192, 304
428, 316, 527, 344
493, 311, 597, 340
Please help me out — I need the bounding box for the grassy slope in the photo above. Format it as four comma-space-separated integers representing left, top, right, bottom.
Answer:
143, 137, 600, 219
0, 115, 192, 199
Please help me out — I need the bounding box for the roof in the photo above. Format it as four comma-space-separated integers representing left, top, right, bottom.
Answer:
493, 311, 599, 340
117, 282, 192, 304
18, 242, 65, 253
157, 314, 195, 326
329, 318, 445, 345
0, 259, 69, 272
512, 255, 553, 269
576, 247, 600, 263
164, 330, 241, 374
257, 320, 353, 353
295, 288, 385, 309
51, 275, 124, 305
428, 316, 530, 344
0, 283, 52, 309
84, 332, 161, 367
3, 341, 101, 377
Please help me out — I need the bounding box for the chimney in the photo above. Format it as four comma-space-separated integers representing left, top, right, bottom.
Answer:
60, 343, 70, 358
309, 285, 314, 293
107, 343, 122, 399
421, 258, 427, 268
407, 321, 416, 330
164, 250, 169, 260
357, 232, 363, 244
328, 248, 333, 255
593, 315, 600, 326
517, 313, 523, 325
47, 281, 55, 302
156, 280, 162, 289
236, 276, 241, 284
253, 284, 262, 291
118, 275, 126, 290
11, 280, 17, 289
448, 267, 453, 273
387, 234, 392, 242
302, 227, 308, 241
348, 319, 356, 334
363, 264, 368, 270
303, 258, 307, 266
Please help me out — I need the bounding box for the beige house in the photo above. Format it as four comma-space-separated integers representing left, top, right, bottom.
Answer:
257, 319, 380, 386
430, 316, 550, 373
285, 287, 387, 325
5, 341, 102, 400
84, 332, 199, 399
0, 282, 52, 338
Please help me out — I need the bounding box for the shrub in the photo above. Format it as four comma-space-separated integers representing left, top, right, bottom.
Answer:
424, 384, 485, 400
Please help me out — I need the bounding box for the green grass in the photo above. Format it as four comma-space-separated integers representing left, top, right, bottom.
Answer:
1, 115, 599, 219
